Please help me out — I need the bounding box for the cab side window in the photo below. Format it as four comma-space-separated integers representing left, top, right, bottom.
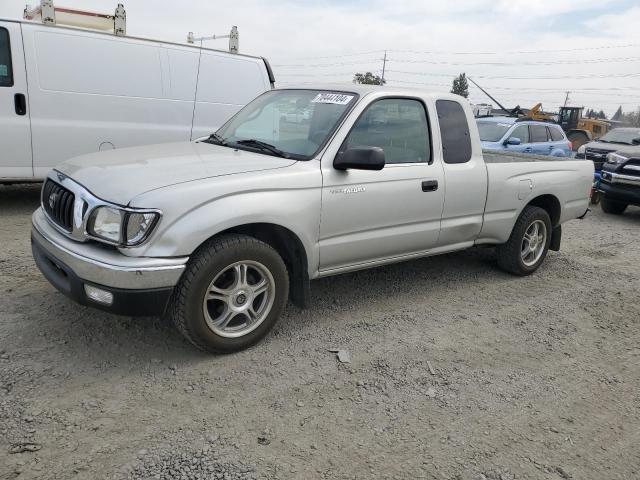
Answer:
343, 98, 431, 164
0, 28, 13, 87
511, 124, 529, 143
436, 100, 472, 164
529, 124, 548, 143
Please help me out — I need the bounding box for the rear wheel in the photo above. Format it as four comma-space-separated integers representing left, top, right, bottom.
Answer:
568, 132, 589, 151
496, 206, 552, 276
601, 198, 627, 215
169, 235, 289, 354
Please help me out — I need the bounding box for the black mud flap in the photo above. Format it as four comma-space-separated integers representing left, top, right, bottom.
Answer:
550, 225, 562, 251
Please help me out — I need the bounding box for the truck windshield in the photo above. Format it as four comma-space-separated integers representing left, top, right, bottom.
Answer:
477, 121, 513, 142
211, 90, 358, 160
598, 129, 640, 145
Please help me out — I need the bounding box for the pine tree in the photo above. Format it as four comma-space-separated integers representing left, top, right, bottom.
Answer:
612, 106, 623, 121
450, 73, 469, 98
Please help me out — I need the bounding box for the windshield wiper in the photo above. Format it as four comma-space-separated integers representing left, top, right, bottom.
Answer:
204, 133, 227, 145
235, 139, 290, 158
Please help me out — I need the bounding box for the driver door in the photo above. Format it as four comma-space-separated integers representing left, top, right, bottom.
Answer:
319, 97, 445, 272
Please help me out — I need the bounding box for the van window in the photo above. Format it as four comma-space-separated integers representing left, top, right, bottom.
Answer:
436, 100, 472, 164
344, 98, 431, 164
34, 31, 163, 97
0, 28, 13, 87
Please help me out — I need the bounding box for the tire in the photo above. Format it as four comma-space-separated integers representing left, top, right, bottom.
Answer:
169, 234, 289, 354
601, 198, 627, 215
496, 206, 552, 276
568, 132, 589, 151
590, 190, 601, 205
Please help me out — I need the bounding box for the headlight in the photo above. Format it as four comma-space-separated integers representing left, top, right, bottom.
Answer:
607, 152, 628, 165
577, 145, 586, 154
125, 212, 159, 245
88, 206, 159, 246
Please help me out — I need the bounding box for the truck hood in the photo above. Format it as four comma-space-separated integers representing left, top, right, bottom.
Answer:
583, 141, 640, 157
56, 142, 297, 205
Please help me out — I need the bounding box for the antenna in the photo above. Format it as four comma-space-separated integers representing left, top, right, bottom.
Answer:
187, 26, 239, 53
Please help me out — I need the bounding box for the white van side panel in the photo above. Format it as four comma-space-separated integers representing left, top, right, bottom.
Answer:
0, 21, 33, 179
191, 52, 269, 139
23, 24, 195, 178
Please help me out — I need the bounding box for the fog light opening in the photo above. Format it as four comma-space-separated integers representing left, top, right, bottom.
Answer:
84, 285, 114, 305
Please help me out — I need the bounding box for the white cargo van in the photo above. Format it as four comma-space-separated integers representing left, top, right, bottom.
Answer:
0, 15, 275, 181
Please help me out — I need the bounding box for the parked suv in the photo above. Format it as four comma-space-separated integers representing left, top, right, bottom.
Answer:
575, 127, 640, 171
477, 117, 572, 157
598, 147, 640, 215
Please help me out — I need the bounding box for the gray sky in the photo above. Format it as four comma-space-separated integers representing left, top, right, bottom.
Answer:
2, 0, 639, 116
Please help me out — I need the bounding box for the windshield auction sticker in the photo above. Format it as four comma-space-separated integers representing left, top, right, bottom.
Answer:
311, 93, 354, 105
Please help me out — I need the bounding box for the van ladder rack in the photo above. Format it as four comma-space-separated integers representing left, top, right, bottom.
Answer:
24, 0, 126, 36
187, 26, 239, 53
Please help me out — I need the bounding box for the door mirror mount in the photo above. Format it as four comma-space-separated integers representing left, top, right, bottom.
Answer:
334, 146, 385, 171
504, 137, 521, 146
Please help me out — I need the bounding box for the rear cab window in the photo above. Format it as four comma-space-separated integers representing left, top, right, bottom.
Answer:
0, 27, 13, 87
436, 100, 472, 164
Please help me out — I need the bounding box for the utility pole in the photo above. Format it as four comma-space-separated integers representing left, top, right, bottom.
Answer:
381, 50, 387, 84
563, 91, 570, 107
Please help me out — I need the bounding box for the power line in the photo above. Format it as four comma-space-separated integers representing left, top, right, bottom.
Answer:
385, 69, 640, 80
387, 43, 640, 56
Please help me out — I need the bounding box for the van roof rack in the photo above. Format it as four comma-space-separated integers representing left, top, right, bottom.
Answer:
24, 0, 126, 36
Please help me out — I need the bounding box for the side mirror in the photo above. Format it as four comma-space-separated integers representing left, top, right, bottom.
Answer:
504, 137, 521, 146
632, 137, 640, 145
334, 146, 385, 171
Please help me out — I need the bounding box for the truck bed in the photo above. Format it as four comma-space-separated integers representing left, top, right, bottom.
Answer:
483, 150, 577, 163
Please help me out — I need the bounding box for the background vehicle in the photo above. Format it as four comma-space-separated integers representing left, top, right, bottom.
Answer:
557, 106, 610, 151
575, 127, 640, 170
477, 116, 572, 157
0, 8, 275, 182
31, 86, 593, 353
598, 149, 640, 215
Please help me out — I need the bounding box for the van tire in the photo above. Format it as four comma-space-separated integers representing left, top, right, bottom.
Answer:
601, 198, 627, 215
496, 206, 552, 276
169, 234, 289, 354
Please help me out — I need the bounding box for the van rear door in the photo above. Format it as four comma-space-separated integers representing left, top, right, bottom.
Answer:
0, 22, 32, 179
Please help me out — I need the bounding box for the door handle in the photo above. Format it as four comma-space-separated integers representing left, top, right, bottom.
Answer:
524, 147, 532, 153
14, 93, 27, 116
421, 179, 438, 192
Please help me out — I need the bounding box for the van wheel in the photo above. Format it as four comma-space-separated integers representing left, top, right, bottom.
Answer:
601, 198, 627, 215
496, 206, 552, 276
169, 235, 289, 354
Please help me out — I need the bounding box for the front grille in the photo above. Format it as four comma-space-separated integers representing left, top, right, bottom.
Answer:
585, 147, 614, 170
622, 159, 640, 177
42, 179, 75, 232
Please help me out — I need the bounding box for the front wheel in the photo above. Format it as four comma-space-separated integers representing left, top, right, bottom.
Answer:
601, 198, 627, 215
496, 206, 552, 276
169, 235, 289, 353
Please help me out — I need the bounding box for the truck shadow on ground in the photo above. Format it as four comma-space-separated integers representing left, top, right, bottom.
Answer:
0, 183, 42, 213
27, 245, 503, 365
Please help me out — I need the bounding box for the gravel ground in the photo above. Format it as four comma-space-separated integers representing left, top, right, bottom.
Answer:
1, 183, 639, 480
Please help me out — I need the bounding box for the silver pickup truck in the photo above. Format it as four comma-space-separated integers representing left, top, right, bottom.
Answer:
31, 86, 593, 353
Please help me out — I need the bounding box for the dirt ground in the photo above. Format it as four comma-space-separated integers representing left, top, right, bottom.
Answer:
1, 183, 639, 480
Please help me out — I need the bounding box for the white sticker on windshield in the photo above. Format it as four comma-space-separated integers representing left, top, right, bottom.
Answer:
311, 93, 354, 105
0, 65, 7, 77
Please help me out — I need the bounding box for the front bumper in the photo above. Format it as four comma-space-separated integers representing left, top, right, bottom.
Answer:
599, 172, 640, 207
31, 209, 188, 316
